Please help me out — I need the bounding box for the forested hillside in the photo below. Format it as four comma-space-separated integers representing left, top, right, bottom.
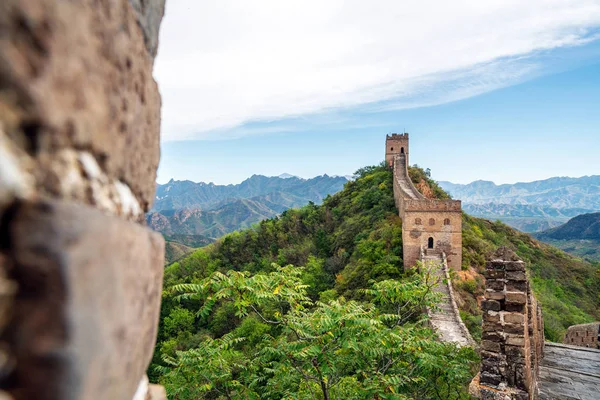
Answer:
150, 164, 600, 399
533, 212, 600, 261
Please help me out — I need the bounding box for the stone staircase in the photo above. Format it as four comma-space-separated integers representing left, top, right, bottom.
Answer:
422, 254, 474, 347
395, 154, 423, 200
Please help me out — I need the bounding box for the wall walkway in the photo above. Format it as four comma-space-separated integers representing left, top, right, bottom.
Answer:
421, 253, 475, 347
391, 153, 472, 347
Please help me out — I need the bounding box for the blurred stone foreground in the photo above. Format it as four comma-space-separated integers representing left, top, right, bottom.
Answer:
0, 0, 167, 399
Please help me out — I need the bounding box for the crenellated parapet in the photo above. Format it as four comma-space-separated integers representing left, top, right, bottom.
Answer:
404, 199, 462, 212
471, 247, 545, 400
563, 322, 600, 349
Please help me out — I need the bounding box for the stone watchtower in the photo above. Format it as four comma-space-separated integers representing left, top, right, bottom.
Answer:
387, 133, 463, 270
385, 133, 409, 167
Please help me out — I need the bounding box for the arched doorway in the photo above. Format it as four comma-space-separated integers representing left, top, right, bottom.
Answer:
401, 147, 405, 154
428, 237, 434, 249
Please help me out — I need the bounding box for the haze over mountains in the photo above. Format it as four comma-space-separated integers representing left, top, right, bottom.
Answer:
438, 175, 600, 232
148, 174, 348, 244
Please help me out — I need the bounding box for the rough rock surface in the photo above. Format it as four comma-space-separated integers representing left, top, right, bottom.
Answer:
3, 200, 164, 400
0, 0, 166, 398
0, 0, 162, 213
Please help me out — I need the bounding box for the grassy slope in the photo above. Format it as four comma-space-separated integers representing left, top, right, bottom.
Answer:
164, 241, 196, 265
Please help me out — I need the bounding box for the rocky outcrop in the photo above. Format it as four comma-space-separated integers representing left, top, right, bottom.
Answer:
0, 0, 166, 399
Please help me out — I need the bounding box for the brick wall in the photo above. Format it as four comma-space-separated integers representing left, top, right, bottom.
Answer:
386, 133, 409, 166
475, 247, 544, 400
563, 322, 600, 349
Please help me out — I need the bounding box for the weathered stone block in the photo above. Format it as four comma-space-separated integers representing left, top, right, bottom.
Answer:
486, 280, 505, 291
482, 332, 505, 343
482, 300, 501, 312
505, 303, 525, 313
506, 336, 526, 347
483, 321, 504, 332
480, 372, 502, 386
504, 323, 525, 335
506, 271, 527, 281
485, 270, 506, 279
505, 292, 527, 304
505, 280, 527, 292
505, 261, 525, 272
483, 310, 500, 323
3, 200, 165, 400
481, 340, 503, 353
485, 289, 505, 300
481, 350, 505, 360
486, 261, 506, 271
503, 312, 525, 325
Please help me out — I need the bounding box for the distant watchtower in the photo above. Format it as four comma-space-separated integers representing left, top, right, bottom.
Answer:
386, 133, 409, 167
386, 133, 463, 271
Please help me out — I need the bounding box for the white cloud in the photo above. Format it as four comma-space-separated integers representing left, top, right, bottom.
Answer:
154, 0, 600, 141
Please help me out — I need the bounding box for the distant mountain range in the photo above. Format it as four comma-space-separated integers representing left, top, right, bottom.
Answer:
438, 176, 600, 232
534, 212, 600, 261
148, 174, 349, 240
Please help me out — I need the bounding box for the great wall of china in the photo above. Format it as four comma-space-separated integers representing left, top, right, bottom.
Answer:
388, 133, 600, 399
0, 1, 597, 397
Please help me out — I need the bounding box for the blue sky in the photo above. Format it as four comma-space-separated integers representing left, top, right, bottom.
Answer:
156, 1, 600, 185
158, 57, 600, 185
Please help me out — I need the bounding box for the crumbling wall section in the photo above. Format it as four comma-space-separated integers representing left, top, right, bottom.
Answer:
563, 322, 600, 349
474, 247, 544, 400
0, 0, 167, 399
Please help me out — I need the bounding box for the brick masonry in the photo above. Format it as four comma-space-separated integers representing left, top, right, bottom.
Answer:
387, 133, 463, 271
474, 247, 545, 400
563, 322, 600, 349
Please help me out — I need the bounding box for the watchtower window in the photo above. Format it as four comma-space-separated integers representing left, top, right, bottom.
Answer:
401, 147, 405, 154
429, 218, 435, 226
415, 218, 422, 225
391, 147, 394, 151
444, 218, 451, 226
428, 237, 434, 249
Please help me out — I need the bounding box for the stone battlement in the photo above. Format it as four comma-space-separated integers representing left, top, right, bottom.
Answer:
404, 199, 462, 212
387, 133, 463, 271
387, 133, 409, 139
563, 322, 600, 349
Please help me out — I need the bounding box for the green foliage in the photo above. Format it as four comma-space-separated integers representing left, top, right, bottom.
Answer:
151, 161, 600, 397
159, 265, 477, 400
408, 165, 451, 200
461, 214, 600, 342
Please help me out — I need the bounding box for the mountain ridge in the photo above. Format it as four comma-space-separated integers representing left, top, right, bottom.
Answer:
439, 175, 600, 232
533, 212, 600, 261
149, 174, 349, 238
153, 174, 348, 212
